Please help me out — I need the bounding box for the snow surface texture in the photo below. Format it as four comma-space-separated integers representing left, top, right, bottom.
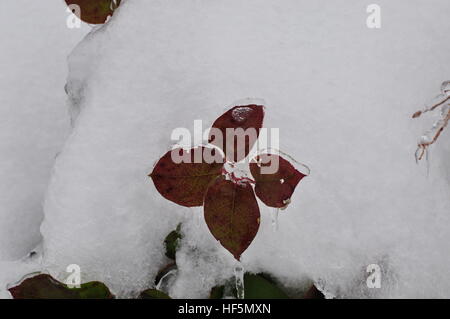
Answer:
0, 0, 88, 263
2, 0, 450, 298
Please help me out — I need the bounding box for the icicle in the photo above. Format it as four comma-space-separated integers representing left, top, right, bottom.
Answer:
234, 263, 245, 299
110, 0, 120, 11
271, 208, 279, 232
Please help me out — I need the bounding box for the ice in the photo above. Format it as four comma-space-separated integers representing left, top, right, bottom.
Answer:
0, 247, 43, 299
0, 0, 88, 262
30, 0, 450, 298
414, 83, 450, 162
425, 94, 449, 111
231, 106, 254, 123
155, 267, 178, 295
234, 264, 245, 299
441, 81, 450, 96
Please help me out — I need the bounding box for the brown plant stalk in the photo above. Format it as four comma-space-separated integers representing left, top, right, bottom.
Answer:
413, 103, 450, 161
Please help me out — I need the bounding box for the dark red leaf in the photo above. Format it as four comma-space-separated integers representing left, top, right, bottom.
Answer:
9, 274, 114, 299
209, 105, 264, 162
250, 154, 306, 208
150, 147, 224, 207
65, 0, 120, 25
204, 177, 260, 260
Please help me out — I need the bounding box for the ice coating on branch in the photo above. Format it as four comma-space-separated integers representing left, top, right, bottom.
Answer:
35, 0, 450, 298
414, 81, 450, 162
441, 81, 450, 96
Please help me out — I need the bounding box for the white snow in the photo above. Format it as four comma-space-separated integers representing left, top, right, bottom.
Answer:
0, 0, 89, 261
1, 0, 450, 298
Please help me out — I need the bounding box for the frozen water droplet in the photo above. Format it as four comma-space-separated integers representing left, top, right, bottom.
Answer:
231, 106, 253, 123
234, 263, 245, 299
271, 208, 279, 232
280, 198, 291, 210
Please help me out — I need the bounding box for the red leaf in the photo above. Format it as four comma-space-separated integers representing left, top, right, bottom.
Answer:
8, 274, 114, 299
65, 0, 120, 25
209, 105, 264, 162
204, 177, 260, 260
150, 147, 224, 207
250, 154, 306, 208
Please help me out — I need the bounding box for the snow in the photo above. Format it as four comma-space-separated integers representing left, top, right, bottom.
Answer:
0, 0, 89, 262
1, 0, 450, 298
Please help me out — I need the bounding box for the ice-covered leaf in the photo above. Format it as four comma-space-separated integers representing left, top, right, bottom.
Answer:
9, 274, 114, 299
250, 154, 306, 208
209, 105, 264, 162
204, 177, 260, 260
139, 289, 171, 299
150, 147, 224, 207
65, 0, 120, 25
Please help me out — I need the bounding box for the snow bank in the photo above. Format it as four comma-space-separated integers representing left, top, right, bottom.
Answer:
40, 0, 450, 298
0, 1, 88, 261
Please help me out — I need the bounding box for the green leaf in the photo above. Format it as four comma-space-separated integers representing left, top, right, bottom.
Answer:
242, 273, 289, 299
150, 147, 224, 207
139, 289, 171, 299
164, 224, 182, 260
8, 274, 114, 299
204, 177, 260, 260
214, 273, 289, 299
209, 285, 225, 299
